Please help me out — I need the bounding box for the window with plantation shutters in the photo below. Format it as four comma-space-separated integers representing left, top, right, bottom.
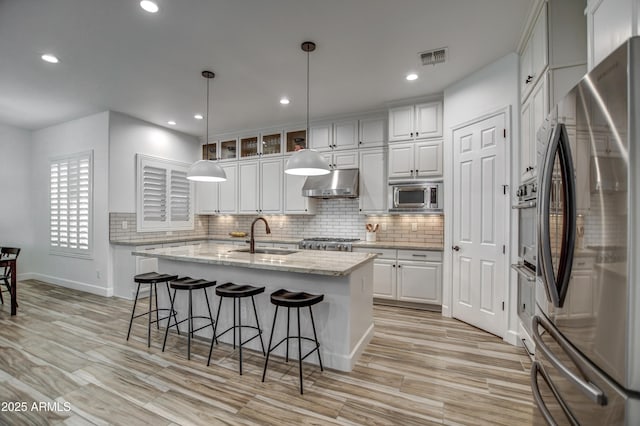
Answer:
50, 150, 93, 257
136, 154, 194, 231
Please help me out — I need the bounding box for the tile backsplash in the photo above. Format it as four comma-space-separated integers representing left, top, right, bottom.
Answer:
110, 199, 444, 245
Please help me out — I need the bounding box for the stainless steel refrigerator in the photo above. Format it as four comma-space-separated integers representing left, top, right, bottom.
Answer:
531, 37, 640, 425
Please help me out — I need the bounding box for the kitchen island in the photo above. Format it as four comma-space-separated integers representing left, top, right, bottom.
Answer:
131, 242, 376, 371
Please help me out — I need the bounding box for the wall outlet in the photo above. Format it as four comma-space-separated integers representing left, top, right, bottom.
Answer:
121, 220, 128, 230
411, 223, 418, 232
381, 223, 387, 231
279, 221, 284, 229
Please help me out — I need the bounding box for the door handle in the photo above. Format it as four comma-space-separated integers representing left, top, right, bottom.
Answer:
452, 245, 460, 252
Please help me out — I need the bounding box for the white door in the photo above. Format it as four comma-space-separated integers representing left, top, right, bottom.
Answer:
359, 148, 386, 213
373, 259, 396, 299
398, 261, 442, 304
238, 161, 259, 213
452, 112, 508, 337
388, 105, 414, 141
415, 102, 443, 138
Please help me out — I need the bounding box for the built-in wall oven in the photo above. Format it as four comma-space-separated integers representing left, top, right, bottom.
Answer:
511, 179, 537, 355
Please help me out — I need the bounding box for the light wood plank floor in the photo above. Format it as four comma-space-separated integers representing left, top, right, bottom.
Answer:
0, 280, 535, 425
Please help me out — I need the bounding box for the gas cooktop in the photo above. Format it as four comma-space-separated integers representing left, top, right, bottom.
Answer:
302, 237, 360, 242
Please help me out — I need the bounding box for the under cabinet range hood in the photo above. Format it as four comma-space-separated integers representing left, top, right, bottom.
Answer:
302, 168, 359, 198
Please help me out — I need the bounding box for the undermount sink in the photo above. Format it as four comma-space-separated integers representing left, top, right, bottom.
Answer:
231, 248, 298, 255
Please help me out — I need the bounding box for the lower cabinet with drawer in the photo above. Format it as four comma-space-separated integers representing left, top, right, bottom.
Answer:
354, 247, 443, 305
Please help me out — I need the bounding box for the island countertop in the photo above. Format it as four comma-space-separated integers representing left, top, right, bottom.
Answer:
132, 242, 377, 276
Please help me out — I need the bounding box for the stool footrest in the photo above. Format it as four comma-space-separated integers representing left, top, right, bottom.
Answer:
266, 336, 321, 362
167, 316, 216, 334
131, 308, 176, 324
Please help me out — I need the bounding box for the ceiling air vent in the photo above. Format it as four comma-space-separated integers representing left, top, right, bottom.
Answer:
420, 47, 447, 66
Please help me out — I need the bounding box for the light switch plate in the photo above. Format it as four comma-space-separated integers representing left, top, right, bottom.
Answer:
411, 223, 418, 232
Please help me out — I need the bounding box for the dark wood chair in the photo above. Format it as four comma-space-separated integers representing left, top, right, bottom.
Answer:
0, 247, 21, 305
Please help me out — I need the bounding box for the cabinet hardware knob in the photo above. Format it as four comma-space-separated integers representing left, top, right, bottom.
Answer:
359, 141, 363, 144
452, 245, 461, 251
416, 132, 419, 136
525, 75, 533, 84
392, 264, 396, 268
410, 132, 414, 137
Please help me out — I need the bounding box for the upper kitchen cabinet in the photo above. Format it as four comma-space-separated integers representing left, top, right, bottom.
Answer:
284, 173, 317, 215
238, 158, 283, 214
359, 148, 387, 214
520, 4, 548, 102
388, 101, 443, 142
320, 149, 359, 170
358, 114, 386, 148
586, 0, 639, 70
285, 128, 307, 153
308, 122, 333, 151
520, 73, 548, 181
195, 163, 238, 214
332, 119, 359, 150
520, 0, 586, 106
202, 138, 238, 161
388, 140, 443, 179
239, 131, 283, 158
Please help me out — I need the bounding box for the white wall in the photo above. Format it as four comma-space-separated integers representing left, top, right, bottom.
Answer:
109, 111, 199, 212
0, 123, 34, 278
30, 112, 111, 295
442, 52, 520, 345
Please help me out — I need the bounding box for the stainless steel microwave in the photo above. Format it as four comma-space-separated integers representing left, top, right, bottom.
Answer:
388, 181, 443, 213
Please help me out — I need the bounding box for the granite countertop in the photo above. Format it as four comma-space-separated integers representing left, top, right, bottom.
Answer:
132, 242, 377, 276
353, 241, 444, 251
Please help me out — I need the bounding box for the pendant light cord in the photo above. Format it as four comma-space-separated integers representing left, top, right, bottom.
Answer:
206, 76, 210, 153
306, 48, 310, 141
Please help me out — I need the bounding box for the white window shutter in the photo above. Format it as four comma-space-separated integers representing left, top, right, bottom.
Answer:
50, 150, 93, 257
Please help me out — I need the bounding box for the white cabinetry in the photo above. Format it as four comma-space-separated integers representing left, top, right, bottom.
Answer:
520, 4, 548, 101
195, 163, 238, 214
358, 115, 386, 148
320, 149, 359, 170
238, 159, 283, 214
586, 0, 636, 70
284, 173, 317, 214
353, 248, 442, 305
332, 119, 359, 150
308, 122, 333, 151
388, 101, 443, 142
388, 140, 443, 179
520, 74, 547, 181
555, 256, 596, 320
358, 148, 387, 214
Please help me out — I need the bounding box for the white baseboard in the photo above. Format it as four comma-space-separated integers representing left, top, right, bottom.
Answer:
23, 273, 113, 297
504, 329, 520, 346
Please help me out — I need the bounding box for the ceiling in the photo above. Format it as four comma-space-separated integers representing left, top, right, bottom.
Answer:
0, 0, 533, 137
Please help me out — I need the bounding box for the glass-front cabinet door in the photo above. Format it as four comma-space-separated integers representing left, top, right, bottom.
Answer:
260, 132, 282, 156
285, 129, 306, 153
201, 142, 218, 160
240, 136, 259, 158
219, 138, 237, 160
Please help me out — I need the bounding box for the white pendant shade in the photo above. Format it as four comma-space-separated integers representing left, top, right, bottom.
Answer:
187, 159, 227, 182
284, 149, 330, 176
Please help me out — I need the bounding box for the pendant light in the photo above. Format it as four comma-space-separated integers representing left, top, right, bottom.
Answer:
187, 70, 227, 182
285, 41, 330, 176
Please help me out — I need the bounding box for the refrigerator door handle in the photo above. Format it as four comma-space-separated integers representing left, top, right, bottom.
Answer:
531, 361, 580, 426
537, 123, 577, 307
532, 315, 607, 405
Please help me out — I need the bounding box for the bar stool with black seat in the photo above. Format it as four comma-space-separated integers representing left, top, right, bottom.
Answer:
162, 277, 217, 360
261, 289, 324, 394
0, 247, 20, 306
126, 272, 179, 347
207, 282, 266, 375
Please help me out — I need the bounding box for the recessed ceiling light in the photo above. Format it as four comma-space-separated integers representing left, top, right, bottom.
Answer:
41, 54, 59, 64
167, 120, 176, 126
280, 98, 290, 105
194, 114, 203, 120
406, 73, 418, 81
140, 1, 159, 13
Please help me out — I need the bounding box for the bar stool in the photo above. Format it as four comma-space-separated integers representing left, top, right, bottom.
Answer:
162, 277, 217, 360
261, 289, 324, 394
207, 282, 266, 375
126, 272, 179, 347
